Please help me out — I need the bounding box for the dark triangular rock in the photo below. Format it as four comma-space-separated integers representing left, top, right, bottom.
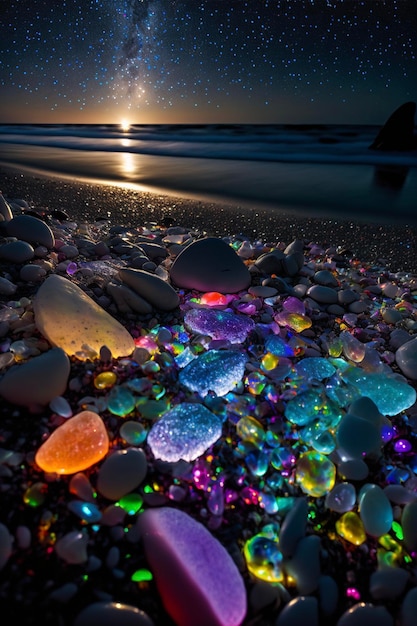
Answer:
369, 101, 417, 151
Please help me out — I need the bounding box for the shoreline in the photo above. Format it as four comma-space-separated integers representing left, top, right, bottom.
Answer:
1, 165, 416, 273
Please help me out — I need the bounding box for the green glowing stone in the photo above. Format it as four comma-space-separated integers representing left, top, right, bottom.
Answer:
296, 450, 336, 497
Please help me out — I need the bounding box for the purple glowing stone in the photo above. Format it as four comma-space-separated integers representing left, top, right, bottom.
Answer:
138, 507, 247, 626
184, 308, 254, 344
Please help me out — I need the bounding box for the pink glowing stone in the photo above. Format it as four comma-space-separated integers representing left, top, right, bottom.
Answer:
35, 410, 109, 474
138, 507, 247, 626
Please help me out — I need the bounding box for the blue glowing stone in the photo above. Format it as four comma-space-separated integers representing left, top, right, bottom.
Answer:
341, 367, 416, 416
284, 388, 342, 428
184, 308, 255, 344
179, 349, 247, 397
147, 402, 222, 462
264, 334, 295, 357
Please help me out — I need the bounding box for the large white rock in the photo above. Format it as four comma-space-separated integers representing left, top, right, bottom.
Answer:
170, 237, 251, 293
33, 274, 135, 359
0, 347, 70, 407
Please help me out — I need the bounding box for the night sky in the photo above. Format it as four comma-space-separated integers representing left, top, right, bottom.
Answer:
1, 0, 416, 125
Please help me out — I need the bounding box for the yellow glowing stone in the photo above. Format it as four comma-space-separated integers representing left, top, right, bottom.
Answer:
94, 371, 117, 390
335, 511, 366, 546
35, 410, 109, 474
33, 274, 135, 359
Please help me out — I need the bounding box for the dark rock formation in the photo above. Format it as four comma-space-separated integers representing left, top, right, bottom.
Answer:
369, 101, 417, 151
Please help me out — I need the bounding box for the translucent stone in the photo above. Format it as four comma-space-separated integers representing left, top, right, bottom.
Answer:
107, 386, 136, 417
23, 482, 47, 507
147, 402, 222, 462
295, 357, 336, 381
264, 334, 295, 357
335, 511, 366, 545
55, 530, 89, 564
199, 292, 229, 307
312, 430, 336, 455
94, 371, 117, 390
35, 411, 109, 474
275, 310, 312, 332
340, 330, 366, 363
245, 372, 267, 395
283, 296, 305, 315
179, 349, 247, 397
341, 367, 416, 416
119, 420, 147, 445
49, 395, 72, 418
325, 482, 356, 513
236, 416, 265, 445
184, 308, 254, 344
285, 388, 342, 428
296, 451, 336, 497
243, 533, 284, 582
68, 500, 102, 523
33, 274, 135, 359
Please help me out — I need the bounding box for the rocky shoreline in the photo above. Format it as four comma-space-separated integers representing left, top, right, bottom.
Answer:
1, 170, 417, 626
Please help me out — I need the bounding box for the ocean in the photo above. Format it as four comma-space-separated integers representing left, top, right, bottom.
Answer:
0, 123, 416, 225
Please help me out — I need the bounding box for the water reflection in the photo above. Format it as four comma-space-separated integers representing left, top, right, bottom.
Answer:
373, 164, 410, 191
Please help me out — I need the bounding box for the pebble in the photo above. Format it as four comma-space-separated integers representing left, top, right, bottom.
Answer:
401, 588, 417, 626
147, 402, 222, 463
6, 214, 55, 248
336, 413, 381, 460
35, 410, 109, 474
179, 349, 247, 397
395, 336, 417, 379
279, 497, 308, 558
284, 534, 321, 594
170, 236, 251, 293
118, 267, 180, 311
369, 568, 409, 601
336, 603, 394, 626
401, 500, 417, 552
33, 274, 135, 358
73, 602, 155, 626
0, 347, 70, 408
184, 308, 254, 344
54, 530, 89, 564
138, 507, 247, 626
0, 240, 35, 263
20, 264, 47, 282
306, 284, 338, 304
275, 596, 319, 626
358, 484, 393, 537
0, 523, 13, 571
96, 448, 147, 501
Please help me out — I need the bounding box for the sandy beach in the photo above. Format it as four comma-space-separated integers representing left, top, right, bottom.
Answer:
1, 166, 417, 273
1, 164, 417, 626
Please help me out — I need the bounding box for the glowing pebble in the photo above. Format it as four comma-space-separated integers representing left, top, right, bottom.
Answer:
341, 367, 416, 416
200, 292, 229, 307
184, 308, 254, 344
179, 349, 247, 397
295, 357, 336, 380
35, 410, 109, 474
243, 533, 283, 582
340, 330, 366, 363
296, 451, 336, 497
33, 274, 135, 359
275, 310, 312, 332
335, 512, 366, 545
138, 507, 247, 626
264, 334, 295, 357
147, 402, 222, 462
94, 371, 117, 390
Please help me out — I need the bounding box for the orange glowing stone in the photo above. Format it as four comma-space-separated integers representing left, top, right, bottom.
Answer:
200, 291, 228, 307
35, 410, 109, 475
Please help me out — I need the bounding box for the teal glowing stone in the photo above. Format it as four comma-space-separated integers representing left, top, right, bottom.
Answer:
147, 402, 223, 462
295, 357, 336, 380
184, 308, 255, 343
341, 367, 416, 416
179, 349, 247, 397
284, 388, 342, 428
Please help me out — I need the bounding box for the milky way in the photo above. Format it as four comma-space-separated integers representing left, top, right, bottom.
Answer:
1, 1, 416, 123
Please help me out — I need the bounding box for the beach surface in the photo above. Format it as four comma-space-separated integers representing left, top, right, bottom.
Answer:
1, 166, 417, 273
1, 165, 417, 626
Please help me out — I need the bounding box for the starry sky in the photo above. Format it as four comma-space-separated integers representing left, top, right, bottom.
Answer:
1, 0, 416, 125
